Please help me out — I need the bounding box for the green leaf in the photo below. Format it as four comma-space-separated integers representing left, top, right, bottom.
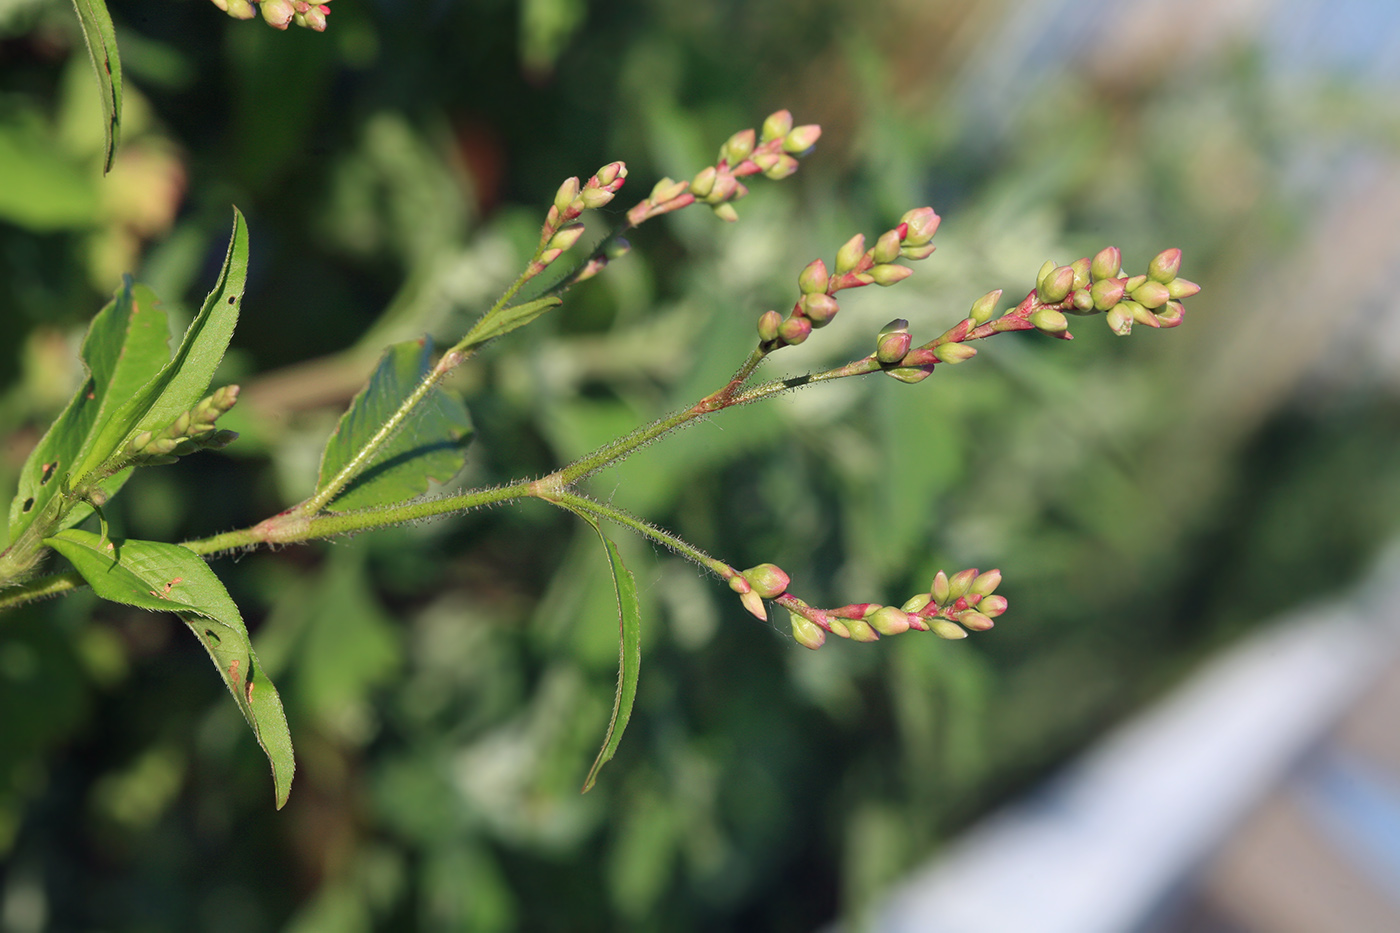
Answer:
463, 295, 563, 349
74, 208, 249, 485
579, 521, 642, 793
70, 0, 122, 174
316, 338, 473, 511
46, 528, 295, 808
8, 278, 170, 545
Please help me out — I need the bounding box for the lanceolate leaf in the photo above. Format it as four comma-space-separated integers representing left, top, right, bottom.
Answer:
75, 209, 249, 486
316, 338, 473, 511
8, 278, 169, 545
70, 0, 122, 174
47, 529, 295, 808
580, 521, 642, 793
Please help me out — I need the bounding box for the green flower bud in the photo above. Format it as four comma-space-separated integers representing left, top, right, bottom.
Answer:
762, 110, 794, 142
1030, 308, 1069, 334
705, 173, 738, 204
650, 177, 688, 202
980, 595, 1008, 617
740, 589, 766, 620
764, 155, 800, 180
790, 613, 826, 650
828, 618, 851, 638
757, 310, 783, 342
799, 293, 839, 326
1090, 278, 1125, 310
900, 207, 941, 245
1036, 259, 1057, 288
876, 331, 913, 364
835, 234, 866, 275
931, 570, 951, 605
778, 317, 812, 345
1069, 257, 1092, 291
1105, 305, 1133, 336
947, 567, 978, 601
846, 617, 880, 642
1129, 302, 1161, 327
1130, 280, 1171, 310
690, 166, 718, 199
595, 161, 625, 186
868, 606, 911, 636
548, 223, 586, 252
728, 575, 752, 594
712, 203, 740, 223
969, 289, 1002, 325
1091, 246, 1122, 282
930, 620, 967, 640
900, 243, 937, 261
1124, 274, 1147, 292
1071, 288, 1095, 312
743, 563, 790, 599
722, 128, 756, 165
1167, 278, 1201, 300
869, 264, 913, 287
203, 430, 239, 449
970, 569, 1002, 597
873, 229, 903, 264
261, 0, 295, 27
1148, 248, 1181, 283
579, 187, 617, 209
1155, 301, 1186, 328
933, 343, 977, 364
225, 0, 256, 18
901, 593, 932, 613
783, 124, 822, 154
553, 176, 581, 215
959, 611, 994, 632
798, 259, 829, 295
296, 5, 328, 31
878, 318, 909, 340
1037, 266, 1075, 303
885, 365, 934, 384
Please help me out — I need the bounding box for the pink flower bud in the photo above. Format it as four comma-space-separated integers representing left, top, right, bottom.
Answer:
959, 611, 994, 632
900, 207, 941, 245
980, 595, 1009, 617
970, 569, 1002, 597
260, 0, 295, 27
757, 310, 783, 342
762, 110, 794, 142
778, 317, 812, 345
743, 563, 790, 599
1090, 278, 1125, 311
740, 589, 766, 621
553, 176, 581, 215
1104, 305, 1133, 336
1155, 301, 1186, 327
876, 330, 913, 364
799, 293, 839, 326
1091, 246, 1122, 282
1167, 278, 1200, 300
595, 161, 626, 187
1148, 248, 1181, 283
763, 154, 800, 180
798, 259, 829, 295
782, 124, 821, 154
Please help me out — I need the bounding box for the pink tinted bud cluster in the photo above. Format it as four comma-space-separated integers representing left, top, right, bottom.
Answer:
214, 0, 331, 29
760, 206, 940, 353
1033, 246, 1200, 337
527, 162, 630, 277
782, 566, 1008, 650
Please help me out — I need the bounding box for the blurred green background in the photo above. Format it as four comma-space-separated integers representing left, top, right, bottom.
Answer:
4, 0, 1400, 929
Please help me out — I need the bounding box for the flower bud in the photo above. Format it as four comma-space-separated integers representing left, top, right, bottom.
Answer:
1069, 257, 1092, 291
595, 161, 625, 187
1148, 248, 1181, 283
579, 187, 617, 209
762, 110, 794, 142
1129, 302, 1161, 327
947, 568, 978, 601
931, 570, 951, 605
225, 0, 256, 18
1124, 274, 1147, 292
743, 563, 790, 599
790, 613, 826, 650
930, 620, 967, 640
835, 234, 866, 275
650, 177, 688, 203
846, 617, 880, 642
690, 166, 717, 199
739, 589, 767, 620
778, 317, 812, 345
260, 0, 295, 28
969, 289, 1002, 325
933, 343, 977, 364
799, 293, 839, 326
900, 243, 937, 261
798, 259, 829, 295
1104, 305, 1133, 336
876, 330, 913, 364
980, 595, 1008, 617
764, 154, 800, 180
553, 176, 581, 215
828, 618, 851, 638
712, 203, 740, 222
1090, 278, 1125, 311
868, 264, 912, 287
783, 125, 822, 154
1030, 308, 1069, 334
1155, 301, 1186, 328
757, 310, 783, 342
548, 223, 586, 252
1130, 280, 1171, 309
900, 207, 941, 245
873, 229, 903, 264
1091, 246, 1122, 282
1167, 278, 1200, 300
1071, 288, 1095, 312
885, 365, 934, 384
970, 569, 1001, 597
721, 128, 756, 166
959, 611, 994, 632
1037, 266, 1075, 303
868, 606, 911, 636
705, 172, 738, 204
901, 593, 932, 613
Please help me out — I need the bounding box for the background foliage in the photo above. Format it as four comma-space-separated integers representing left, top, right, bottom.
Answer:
4, 0, 1400, 929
